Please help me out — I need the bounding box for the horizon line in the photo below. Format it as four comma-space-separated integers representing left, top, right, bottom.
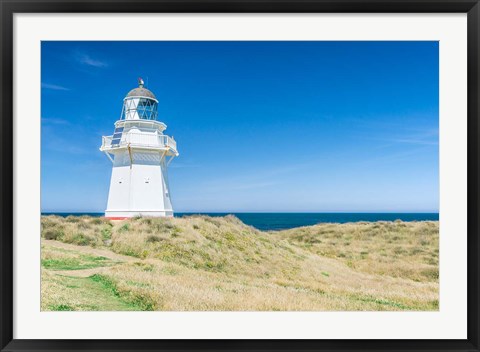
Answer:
42, 210, 440, 214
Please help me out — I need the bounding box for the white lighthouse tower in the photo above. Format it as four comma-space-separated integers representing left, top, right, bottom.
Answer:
100, 78, 178, 219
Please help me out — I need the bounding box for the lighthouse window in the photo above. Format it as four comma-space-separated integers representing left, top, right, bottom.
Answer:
121, 97, 158, 120
136, 98, 158, 120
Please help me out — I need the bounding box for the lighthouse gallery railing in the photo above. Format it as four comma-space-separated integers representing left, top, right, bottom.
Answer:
101, 132, 177, 152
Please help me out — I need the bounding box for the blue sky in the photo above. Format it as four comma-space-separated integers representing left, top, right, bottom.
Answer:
41, 41, 439, 213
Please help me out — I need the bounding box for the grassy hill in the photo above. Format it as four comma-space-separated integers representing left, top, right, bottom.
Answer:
41, 215, 438, 311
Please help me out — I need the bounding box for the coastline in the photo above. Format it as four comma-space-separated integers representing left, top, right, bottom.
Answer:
41, 212, 439, 231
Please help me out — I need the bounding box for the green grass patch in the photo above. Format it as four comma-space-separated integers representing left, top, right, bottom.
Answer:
90, 274, 156, 311
350, 294, 412, 310
119, 223, 130, 233
126, 280, 151, 288
101, 226, 112, 240
42, 274, 147, 311
49, 304, 74, 311
42, 254, 112, 271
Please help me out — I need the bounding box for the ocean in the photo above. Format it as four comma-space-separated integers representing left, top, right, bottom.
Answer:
42, 212, 439, 231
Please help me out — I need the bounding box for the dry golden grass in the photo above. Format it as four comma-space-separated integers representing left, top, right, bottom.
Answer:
275, 220, 439, 282
41, 215, 439, 311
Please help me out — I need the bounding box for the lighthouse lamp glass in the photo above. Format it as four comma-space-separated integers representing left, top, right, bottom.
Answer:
121, 97, 158, 120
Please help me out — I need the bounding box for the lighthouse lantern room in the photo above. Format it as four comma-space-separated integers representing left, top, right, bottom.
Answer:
100, 78, 178, 219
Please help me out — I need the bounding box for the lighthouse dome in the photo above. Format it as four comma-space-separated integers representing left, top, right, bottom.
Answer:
121, 78, 159, 120
126, 87, 157, 100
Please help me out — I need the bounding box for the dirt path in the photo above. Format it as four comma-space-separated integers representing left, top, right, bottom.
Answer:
42, 239, 149, 310
42, 239, 139, 278
56, 267, 108, 278
42, 270, 143, 311
42, 239, 137, 263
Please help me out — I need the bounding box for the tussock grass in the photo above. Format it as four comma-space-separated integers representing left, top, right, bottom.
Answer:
41, 215, 112, 247
276, 221, 438, 282
41, 215, 439, 311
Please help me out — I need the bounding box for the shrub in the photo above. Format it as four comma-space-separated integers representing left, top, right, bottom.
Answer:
153, 221, 174, 233
70, 233, 94, 246
78, 222, 92, 230
146, 235, 163, 243
41, 216, 62, 229
43, 229, 64, 241
141, 218, 152, 225
101, 227, 112, 240
119, 223, 130, 233
89, 217, 104, 225
65, 216, 81, 223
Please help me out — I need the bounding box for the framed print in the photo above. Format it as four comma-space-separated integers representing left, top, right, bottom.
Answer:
1, 0, 479, 351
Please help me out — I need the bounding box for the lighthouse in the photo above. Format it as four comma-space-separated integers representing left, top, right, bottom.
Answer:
100, 78, 178, 219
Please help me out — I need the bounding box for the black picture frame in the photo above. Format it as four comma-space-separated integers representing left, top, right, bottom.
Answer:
1, 1, 479, 351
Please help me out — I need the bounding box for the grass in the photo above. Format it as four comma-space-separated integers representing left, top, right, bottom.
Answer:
90, 274, 156, 311
41, 245, 117, 271
41, 215, 439, 311
42, 257, 107, 271
42, 272, 147, 311
276, 221, 439, 282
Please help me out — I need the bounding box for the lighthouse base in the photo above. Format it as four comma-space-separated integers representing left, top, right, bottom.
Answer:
104, 158, 174, 220
105, 210, 174, 219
